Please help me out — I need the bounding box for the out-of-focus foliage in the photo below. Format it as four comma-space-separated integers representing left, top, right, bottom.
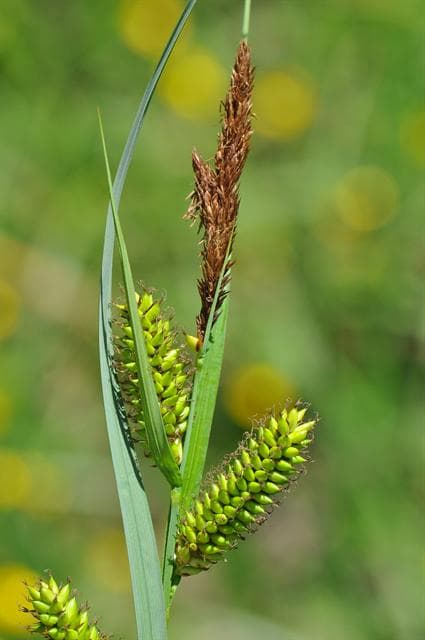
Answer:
0, 1, 423, 639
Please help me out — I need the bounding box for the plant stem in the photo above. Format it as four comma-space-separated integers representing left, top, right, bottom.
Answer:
242, 0, 252, 40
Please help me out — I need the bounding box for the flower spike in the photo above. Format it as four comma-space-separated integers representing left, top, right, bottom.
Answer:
175, 404, 317, 575
114, 288, 193, 465
22, 575, 107, 640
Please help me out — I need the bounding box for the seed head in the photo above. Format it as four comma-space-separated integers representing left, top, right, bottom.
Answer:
175, 404, 317, 575
22, 575, 106, 640
185, 41, 254, 340
114, 289, 193, 465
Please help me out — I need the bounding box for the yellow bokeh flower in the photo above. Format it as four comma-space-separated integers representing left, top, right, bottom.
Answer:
159, 46, 227, 121
0, 279, 20, 340
119, 0, 191, 58
0, 450, 32, 509
225, 363, 296, 429
254, 70, 317, 141
334, 166, 399, 232
85, 528, 130, 593
400, 109, 425, 167
0, 564, 38, 634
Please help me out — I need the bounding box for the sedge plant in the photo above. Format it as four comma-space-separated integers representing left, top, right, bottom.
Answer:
21, 2, 319, 638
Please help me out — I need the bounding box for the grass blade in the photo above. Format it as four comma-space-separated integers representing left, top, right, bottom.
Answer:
98, 1, 198, 635
99, 341, 167, 640
99, 111, 181, 488
162, 244, 232, 604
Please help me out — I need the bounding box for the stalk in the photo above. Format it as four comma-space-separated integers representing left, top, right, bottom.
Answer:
242, 0, 252, 40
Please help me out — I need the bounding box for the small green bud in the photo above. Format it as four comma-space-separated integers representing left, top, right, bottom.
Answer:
263, 428, 276, 447
261, 458, 275, 472
248, 481, 262, 493
186, 512, 196, 528
48, 631, 66, 640
278, 415, 289, 435
241, 450, 251, 467
184, 527, 197, 544
254, 493, 273, 506
186, 334, 202, 352
296, 406, 308, 422
287, 407, 299, 429
251, 454, 263, 470
275, 459, 293, 472
27, 586, 41, 600
245, 501, 265, 515
268, 416, 279, 433
218, 473, 227, 491
254, 469, 268, 482
215, 513, 228, 525
289, 429, 307, 444
269, 472, 288, 484
258, 442, 270, 458
88, 626, 100, 640
59, 597, 79, 626
232, 459, 244, 475
226, 476, 238, 495
33, 600, 51, 614
210, 483, 220, 500
39, 614, 59, 626
236, 477, 248, 492
283, 446, 299, 458
264, 482, 280, 494
40, 587, 56, 604
197, 531, 209, 544
210, 534, 230, 548
237, 509, 255, 524
243, 467, 256, 482
211, 500, 223, 514
218, 490, 230, 505
269, 446, 282, 459
223, 505, 237, 518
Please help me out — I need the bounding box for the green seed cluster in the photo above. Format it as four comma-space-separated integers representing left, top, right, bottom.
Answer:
23, 576, 104, 640
175, 405, 316, 575
115, 290, 192, 465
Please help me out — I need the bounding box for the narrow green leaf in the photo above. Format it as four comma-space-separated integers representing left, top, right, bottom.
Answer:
98, 2, 198, 636
99, 343, 167, 640
98, 112, 181, 488
162, 245, 232, 604
180, 299, 229, 506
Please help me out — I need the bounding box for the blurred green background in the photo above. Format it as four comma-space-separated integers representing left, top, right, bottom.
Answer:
0, 1, 423, 638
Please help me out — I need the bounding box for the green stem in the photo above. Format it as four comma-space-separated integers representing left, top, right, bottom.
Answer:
162, 489, 181, 617
242, 0, 252, 40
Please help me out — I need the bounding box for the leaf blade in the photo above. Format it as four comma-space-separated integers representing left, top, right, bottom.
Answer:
162, 244, 232, 603
99, 336, 167, 640
98, 1, 199, 636
98, 112, 181, 487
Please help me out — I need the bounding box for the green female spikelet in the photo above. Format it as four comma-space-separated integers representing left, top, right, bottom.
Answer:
22, 575, 105, 640
114, 289, 192, 465
175, 404, 317, 575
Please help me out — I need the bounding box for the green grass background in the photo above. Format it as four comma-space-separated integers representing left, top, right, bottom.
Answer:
0, 1, 423, 638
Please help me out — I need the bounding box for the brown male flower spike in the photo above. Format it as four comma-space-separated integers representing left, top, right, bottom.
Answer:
185, 41, 254, 342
